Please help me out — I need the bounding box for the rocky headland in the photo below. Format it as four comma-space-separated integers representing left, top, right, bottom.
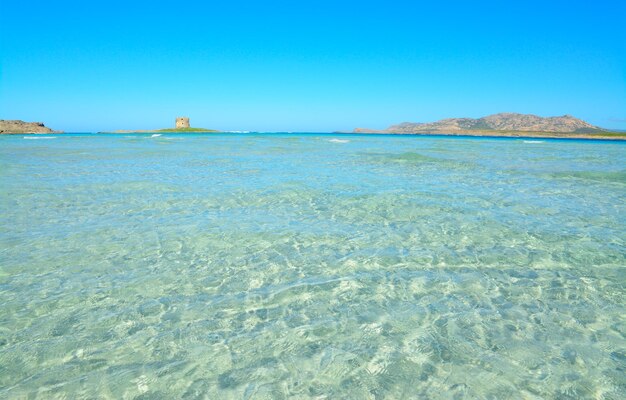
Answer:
354, 113, 624, 139
0, 120, 60, 134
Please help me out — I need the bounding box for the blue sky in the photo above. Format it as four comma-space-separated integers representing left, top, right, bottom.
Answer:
1, 0, 625, 132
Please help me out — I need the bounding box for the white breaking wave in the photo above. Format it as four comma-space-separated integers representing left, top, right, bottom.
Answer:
329, 138, 350, 143
24, 136, 56, 140
151, 134, 162, 137
523, 140, 544, 144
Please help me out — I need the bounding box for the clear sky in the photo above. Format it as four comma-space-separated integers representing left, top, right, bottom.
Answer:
1, 0, 625, 132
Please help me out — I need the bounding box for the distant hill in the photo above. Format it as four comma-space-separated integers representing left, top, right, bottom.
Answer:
0, 120, 60, 134
354, 113, 612, 135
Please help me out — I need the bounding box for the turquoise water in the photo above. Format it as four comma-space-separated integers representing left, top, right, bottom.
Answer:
1, 133, 625, 399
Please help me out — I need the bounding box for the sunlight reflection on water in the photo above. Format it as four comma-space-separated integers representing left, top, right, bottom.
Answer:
0, 133, 624, 398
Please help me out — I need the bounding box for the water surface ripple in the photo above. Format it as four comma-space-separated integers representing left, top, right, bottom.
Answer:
1, 134, 625, 399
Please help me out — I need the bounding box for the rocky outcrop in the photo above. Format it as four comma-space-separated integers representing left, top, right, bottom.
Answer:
0, 120, 60, 134
356, 113, 606, 134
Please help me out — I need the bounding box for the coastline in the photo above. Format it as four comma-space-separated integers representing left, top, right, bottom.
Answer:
98, 128, 220, 133
349, 129, 626, 141
3, 131, 626, 141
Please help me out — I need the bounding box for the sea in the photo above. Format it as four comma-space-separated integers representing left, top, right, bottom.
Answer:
1, 133, 624, 399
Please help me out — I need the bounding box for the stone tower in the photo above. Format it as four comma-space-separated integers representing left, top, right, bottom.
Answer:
175, 117, 190, 128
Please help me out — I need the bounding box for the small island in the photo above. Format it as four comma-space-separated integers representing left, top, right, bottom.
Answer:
0, 120, 61, 134
101, 117, 220, 133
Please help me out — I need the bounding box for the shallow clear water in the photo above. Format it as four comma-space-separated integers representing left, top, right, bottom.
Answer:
1, 133, 625, 399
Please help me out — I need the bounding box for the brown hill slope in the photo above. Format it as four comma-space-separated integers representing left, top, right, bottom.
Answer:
0, 120, 60, 134
355, 113, 607, 134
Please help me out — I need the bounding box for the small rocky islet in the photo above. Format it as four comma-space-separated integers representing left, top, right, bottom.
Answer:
102, 116, 219, 133
0, 120, 59, 134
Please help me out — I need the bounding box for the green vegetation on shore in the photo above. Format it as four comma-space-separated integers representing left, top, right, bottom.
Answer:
353, 127, 626, 140
590, 131, 626, 137
418, 129, 626, 137
397, 130, 626, 139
